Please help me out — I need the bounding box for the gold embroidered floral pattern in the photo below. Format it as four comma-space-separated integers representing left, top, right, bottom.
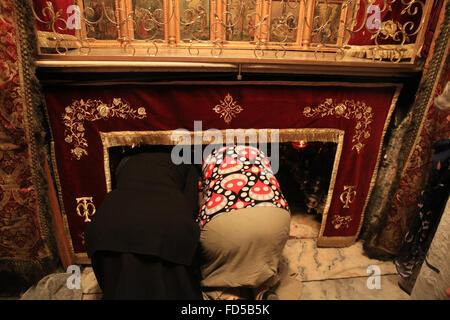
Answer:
331, 215, 352, 229
63, 98, 147, 159
213, 94, 244, 124
303, 99, 373, 153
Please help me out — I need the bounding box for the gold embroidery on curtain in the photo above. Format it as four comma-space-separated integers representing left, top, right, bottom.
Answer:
62, 98, 147, 160
303, 98, 374, 153
331, 215, 353, 230
212, 93, 244, 124
316, 85, 402, 247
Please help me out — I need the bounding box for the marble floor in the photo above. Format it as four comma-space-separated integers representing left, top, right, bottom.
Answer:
300, 274, 410, 300
7, 210, 411, 300
275, 210, 411, 300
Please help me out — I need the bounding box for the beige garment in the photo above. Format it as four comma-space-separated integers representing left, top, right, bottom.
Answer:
199, 206, 290, 295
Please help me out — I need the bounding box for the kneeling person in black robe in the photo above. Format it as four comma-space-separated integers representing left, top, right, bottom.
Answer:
85, 150, 202, 300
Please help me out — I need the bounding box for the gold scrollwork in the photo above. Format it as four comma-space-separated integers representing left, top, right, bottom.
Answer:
76, 196, 96, 222
303, 98, 373, 153
32, 1, 85, 54
31, 0, 429, 62
212, 93, 244, 124
62, 98, 147, 160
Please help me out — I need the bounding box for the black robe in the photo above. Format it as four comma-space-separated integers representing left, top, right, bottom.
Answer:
84, 151, 202, 299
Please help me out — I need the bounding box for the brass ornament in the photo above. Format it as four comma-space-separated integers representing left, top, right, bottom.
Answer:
76, 196, 96, 222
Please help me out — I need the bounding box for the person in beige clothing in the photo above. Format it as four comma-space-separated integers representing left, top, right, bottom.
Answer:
197, 145, 291, 300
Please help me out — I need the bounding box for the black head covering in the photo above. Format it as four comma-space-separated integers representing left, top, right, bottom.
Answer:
115, 152, 190, 190
85, 150, 200, 266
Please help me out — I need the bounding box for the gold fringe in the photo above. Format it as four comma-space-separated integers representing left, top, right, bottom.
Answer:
316, 235, 360, 247
100, 128, 344, 191
343, 44, 416, 61
317, 130, 345, 245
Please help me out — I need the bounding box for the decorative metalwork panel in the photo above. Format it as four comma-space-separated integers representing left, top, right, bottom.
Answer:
311, 1, 342, 45
270, 0, 300, 43
224, 0, 258, 42
180, 0, 210, 41
32, 0, 433, 64
133, 0, 166, 40
83, 0, 119, 40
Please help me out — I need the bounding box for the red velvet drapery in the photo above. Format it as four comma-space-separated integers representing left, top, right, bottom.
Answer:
43, 82, 400, 260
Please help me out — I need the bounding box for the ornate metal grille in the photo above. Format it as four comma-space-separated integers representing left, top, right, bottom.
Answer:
32, 0, 433, 63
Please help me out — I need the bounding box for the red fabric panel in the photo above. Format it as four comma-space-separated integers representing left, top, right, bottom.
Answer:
43, 83, 398, 252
